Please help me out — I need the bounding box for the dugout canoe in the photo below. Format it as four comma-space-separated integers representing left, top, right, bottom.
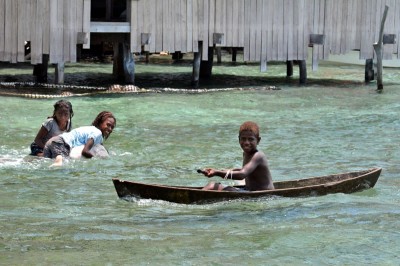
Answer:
112, 167, 382, 204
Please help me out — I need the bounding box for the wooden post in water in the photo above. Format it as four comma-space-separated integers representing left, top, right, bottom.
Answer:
55, 62, 65, 84
365, 59, 375, 82
373, 5, 389, 92
286, 61, 294, 77
113, 42, 135, 84
200, 46, 214, 78
192, 42, 202, 88
122, 42, 135, 84
232, 48, 237, 62
299, 60, 307, 84
216, 47, 222, 63
33, 54, 49, 83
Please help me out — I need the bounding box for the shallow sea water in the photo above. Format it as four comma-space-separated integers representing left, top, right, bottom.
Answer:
1, 56, 400, 265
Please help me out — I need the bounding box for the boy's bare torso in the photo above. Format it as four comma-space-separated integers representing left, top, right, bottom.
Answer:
243, 151, 274, 190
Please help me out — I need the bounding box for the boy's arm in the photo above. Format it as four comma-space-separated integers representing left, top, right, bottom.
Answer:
200, 154, 262, 180
240, 152, 265, 178
81, 138, 95, 158
231, 152, 264, 180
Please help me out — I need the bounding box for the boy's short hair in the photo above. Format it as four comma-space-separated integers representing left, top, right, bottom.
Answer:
239, 121, 260, 137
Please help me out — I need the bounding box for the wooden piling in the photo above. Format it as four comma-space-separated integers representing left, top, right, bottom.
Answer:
299, 60, 307, 84
192, 42, 202, 88
200, 46, 214, 78
55, 62, 65, 84
373, 5, 389, 92
286, 61, 294, 77
33, 54, 49, 83
365, 59, 374, 82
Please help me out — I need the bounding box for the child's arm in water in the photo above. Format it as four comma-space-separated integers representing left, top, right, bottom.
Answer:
33, 126, 49, 148
81, 138, 95, 158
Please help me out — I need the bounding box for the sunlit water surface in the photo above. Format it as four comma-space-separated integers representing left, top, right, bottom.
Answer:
1, 60, 400, 265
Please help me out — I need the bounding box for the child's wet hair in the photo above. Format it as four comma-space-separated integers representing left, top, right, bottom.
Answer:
52, 99, 74, 131
239, 121, 260, 137
92, 111, 116, 139
53, 100, 74, 117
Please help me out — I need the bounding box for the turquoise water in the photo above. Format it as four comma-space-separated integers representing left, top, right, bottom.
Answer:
1, 61, 400, 265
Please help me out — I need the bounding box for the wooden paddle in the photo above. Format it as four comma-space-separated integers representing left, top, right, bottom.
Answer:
196, 169, 207, 175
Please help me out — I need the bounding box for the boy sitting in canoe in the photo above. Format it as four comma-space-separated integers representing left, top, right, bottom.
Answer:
199, 121, 274, 191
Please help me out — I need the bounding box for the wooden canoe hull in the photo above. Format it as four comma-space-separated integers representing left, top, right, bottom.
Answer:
112, 167, 382, 204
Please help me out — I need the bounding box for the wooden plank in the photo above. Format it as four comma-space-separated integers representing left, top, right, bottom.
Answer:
4, 0, 17, 63
30, 0, 39, 64
303, 0, 313, 59
0, 0, 4, 61
186, 0, 193, 52
284, 0, 293, 61
208, 0, 215, 47
180, 0, 187, 53
297, 0, 305, 59
231, 0, 239, 47
312, 0, 319, 70
10, 0, 18, 63
56, 0, 64, 63
323, 0, 333, 59
353, 0, 362, 51
249, 0, 257, 61
260, 0, 268, 71
328, 0, 337, 54
28, 0, 38, 65
82, 0, 90, 49
243, 0, 250, 61
387, 0, 396, 54
225, 0, 233, 47
76, 0, 83, 32
201, 0, 209, 60
192, 0, 198, 52
383, 0, 394, 59
174, 0, 182, 52
69, 0, 77, 62
255, 0, 262, 61
363, 0, 374, 59
170, 0, 175, 52
149, 0, 157, 53
214, 0, 224, 47
266, 0, 274, 61
3, 0, 12, 62
395, 0, 400, 58
155, 0, 163, 52
373, 0, 381, 43
276, 0, 284, 60
49, 0, 57, 63
90, 22, 131, 32
318, 0, 325, 60
63, 0, 71, 62
331, 0, 340, 54
17, 0, 28, 62
141, 0, 151, 51
33, 0, 45, 64
344, 0, 356, 51
42, 0, 50, 55
137, 0, 145, 50
314, 0, 324, 60
237, 0, 244, 47
162, 0, 169, 51
340, 0, 348, 54
359, 0, 368, 58
130, 0, 139, 52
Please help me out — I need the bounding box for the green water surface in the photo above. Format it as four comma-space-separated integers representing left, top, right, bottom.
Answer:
1, 57, 400, 265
